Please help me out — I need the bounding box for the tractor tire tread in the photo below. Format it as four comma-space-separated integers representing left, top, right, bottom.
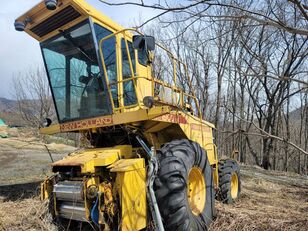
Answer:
154, 139, 215, 231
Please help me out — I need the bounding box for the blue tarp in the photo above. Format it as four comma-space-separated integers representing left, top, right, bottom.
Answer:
0, 119, 5, 126
0, 118, 8, 138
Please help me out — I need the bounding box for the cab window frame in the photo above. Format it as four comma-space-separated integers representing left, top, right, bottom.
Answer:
41, 19, 112, 123
120, 38, 138, 106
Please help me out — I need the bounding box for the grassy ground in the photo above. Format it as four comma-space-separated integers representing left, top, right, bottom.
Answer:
210, 165, 308, 231
0, 128, 307, 230
0, 128, 75, 231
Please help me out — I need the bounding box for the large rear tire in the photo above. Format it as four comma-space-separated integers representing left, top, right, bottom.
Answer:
154, 139, 215, 231
218, 159, 241, 204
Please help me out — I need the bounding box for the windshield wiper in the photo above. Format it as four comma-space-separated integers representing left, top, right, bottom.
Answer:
60, 30, 94, 63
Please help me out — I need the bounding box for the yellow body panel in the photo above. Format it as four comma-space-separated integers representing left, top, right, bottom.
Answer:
40, 106, 171, 134
16, 0, 126, 42
111, 159, 147, 231
150, 110, 217, 165
50, 148, 147, 230
52, 145, 132, 173
47, 146, 215, 231
109, 159, 145, 172
40, 177, 53, 200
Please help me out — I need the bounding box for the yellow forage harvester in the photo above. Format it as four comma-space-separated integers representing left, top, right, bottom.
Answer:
15, 0, 241, 230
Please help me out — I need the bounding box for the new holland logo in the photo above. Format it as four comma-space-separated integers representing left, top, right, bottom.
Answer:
60, 117, 113, 131
154, 114, 188, 124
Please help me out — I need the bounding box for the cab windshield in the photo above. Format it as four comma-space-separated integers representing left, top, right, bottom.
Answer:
41, 20, 112, 122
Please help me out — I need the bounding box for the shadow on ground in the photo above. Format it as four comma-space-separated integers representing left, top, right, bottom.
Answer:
0, 181, 40, 201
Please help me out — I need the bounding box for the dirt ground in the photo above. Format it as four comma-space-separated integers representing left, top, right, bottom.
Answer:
0, 128, 75, 186
0, 129, 307, 230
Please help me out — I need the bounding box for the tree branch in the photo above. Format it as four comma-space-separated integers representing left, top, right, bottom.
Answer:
99, 0, 308, 36
225, 107, 308, 156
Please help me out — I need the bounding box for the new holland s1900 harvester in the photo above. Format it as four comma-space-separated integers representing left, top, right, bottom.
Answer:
15, 1, 241, 230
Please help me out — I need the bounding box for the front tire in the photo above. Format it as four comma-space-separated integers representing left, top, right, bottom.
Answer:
154, 139, 215, 231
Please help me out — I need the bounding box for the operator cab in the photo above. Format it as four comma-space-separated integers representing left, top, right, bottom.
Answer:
15, 0, 155, 124
41, 19, 154, 123
41, 19, 113, 122
15, 0, 198, 129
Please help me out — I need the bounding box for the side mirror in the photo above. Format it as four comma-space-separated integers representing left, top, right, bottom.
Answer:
43, 118, 52, 127
132, 35, 155, 51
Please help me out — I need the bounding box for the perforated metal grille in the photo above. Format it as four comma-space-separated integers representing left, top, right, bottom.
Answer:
30, 6, 81, 37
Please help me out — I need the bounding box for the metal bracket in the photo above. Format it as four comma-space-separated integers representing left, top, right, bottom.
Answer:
136, 135, 152, 158
136, 136, 165, 231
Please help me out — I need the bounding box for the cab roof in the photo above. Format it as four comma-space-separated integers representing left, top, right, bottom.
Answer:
15, 0, 126, 42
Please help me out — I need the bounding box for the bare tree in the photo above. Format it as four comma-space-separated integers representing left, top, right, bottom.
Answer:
100, 0, 308, 36
104, 0, 308, 173
11, 66, 55, 128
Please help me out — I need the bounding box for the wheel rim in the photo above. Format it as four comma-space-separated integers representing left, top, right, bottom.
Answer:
230, 172, 239, 199
187, 167, 206, 216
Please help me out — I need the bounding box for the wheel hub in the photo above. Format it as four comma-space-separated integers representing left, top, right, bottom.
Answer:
230, 172, 239, 199
187, 167, 206, 216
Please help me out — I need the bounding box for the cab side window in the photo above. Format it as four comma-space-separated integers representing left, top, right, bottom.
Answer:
94, 23, 119, 108
121, 39, 137, 106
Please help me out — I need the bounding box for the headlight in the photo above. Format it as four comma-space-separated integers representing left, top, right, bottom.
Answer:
14, 21, 26, 31
45, 0, 58, 10
14, 17, 31, 32
143, 96, 154, 108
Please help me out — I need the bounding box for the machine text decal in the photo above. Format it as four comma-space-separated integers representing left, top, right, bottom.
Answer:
190, 123, 212, 132
60, 117, 113, 131
154, 114, 188, 124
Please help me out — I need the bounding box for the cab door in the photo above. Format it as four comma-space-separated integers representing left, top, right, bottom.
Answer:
119, 37, 138, 108
96, 26, 119, 111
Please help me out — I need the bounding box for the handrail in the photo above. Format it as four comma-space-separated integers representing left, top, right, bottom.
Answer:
98, 28, 142, 111
98, 28, 203, 118
105, 75, 197, 110
122, 32, 141, 108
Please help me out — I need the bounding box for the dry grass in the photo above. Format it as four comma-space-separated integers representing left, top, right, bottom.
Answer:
210, 174, 308, 231
1, 130, 307, 231
0, 181, 56, 231
0, 171, 307, 231
0, 198, 56, 231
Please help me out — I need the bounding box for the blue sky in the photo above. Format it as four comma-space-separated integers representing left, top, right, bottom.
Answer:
0, 0, 158, 99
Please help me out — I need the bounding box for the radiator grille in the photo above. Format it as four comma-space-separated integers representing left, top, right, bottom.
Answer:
30, 6, 81, 37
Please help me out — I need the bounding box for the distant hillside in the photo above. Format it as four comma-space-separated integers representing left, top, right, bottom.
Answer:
0, 97, 57, 126
0, 98, 17, 112
289, 105, 307, 121
0, 98, 26, 126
